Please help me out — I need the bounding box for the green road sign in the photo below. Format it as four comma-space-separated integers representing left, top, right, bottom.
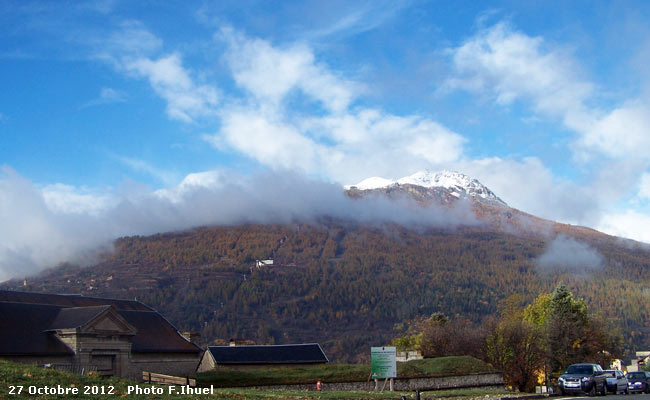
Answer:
371, 346, 396, 378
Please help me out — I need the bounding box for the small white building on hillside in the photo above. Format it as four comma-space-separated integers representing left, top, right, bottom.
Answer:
255, 259, 274, 267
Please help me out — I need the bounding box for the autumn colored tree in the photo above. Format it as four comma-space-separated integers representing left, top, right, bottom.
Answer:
485, 295, 545, 392
417, 313, 451, 357
392, 312, 487, 359
486, 318, 545, 392
524, 285, 620, 373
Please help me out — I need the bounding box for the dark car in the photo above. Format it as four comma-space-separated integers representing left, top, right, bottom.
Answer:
626, 371, 650, 394
604, 370, 628, 394
558, 363, 608, 396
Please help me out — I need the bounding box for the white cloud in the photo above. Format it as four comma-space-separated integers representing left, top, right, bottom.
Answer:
203, 29, 466, 183
124, 53, 219, 122
116, 156, 178, 186
154, 170, 225, 203
215, 107, 331, 173
456, 157, 650, 243
0, 168, 111, 281
42, 183, 115, 215
99, 87, 126, 102
306, 1, 408, 40
220, 27, 356, 113
455, 157, 601, 225
95, 22, 219, 123
598, 210, 650, 244
307, 109, 466, 181
446, 22, 650, 161
536, 234, 604, 273
80, 87, 126, 109
594, 169, 650, 244
103, 20, 162, 58
574, 101, 650, 159
445, 22, 592, 116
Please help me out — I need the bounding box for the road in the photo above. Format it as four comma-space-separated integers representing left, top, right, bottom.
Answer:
559, 394, 650, 400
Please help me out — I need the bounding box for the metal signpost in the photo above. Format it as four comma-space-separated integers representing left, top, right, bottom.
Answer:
371, 346, 396, 391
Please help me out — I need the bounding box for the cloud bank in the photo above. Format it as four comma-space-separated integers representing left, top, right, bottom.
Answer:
0, 166, 477, 282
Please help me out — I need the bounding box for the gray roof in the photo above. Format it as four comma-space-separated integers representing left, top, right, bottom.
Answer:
207, 343, 328, 365
0, 302, 73, 356
47, 305, 112, 330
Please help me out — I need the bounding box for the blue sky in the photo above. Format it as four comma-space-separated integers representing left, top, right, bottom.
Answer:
2, 0, 650, 279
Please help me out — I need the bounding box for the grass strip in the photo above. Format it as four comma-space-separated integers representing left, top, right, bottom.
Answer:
196, 356, 496, 387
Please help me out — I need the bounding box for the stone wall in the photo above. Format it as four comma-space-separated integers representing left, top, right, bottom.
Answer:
245, 372, 504, 392
128, 352, 201, 380
196, 351, 214, 373
3, 353, 200, 381
396, 351, 423, 362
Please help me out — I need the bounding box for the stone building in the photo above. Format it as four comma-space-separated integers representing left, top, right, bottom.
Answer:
0, 290, 201, 379
197, 343, 328, 372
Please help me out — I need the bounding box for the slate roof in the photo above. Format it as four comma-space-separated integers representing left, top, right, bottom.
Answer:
0, 290, 200, 356
206, 344, 328, 365
0, 302, 73, 356
121, 311, 199, 353
47, 305, 112, 330
0, 290, 152, 311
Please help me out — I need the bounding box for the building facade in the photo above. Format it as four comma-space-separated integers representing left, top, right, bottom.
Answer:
0, 290, 201, 380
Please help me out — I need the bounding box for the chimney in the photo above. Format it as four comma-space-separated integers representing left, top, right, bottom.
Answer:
181, 331, 201, 345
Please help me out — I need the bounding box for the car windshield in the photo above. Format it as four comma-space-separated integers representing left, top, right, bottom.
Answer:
628, 373, 645, 379
567, 365, 594, 374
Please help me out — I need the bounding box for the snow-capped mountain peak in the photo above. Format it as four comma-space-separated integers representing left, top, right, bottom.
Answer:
345, 170, 506, 206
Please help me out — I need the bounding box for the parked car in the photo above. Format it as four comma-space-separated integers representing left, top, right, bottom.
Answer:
626, 371, 650, 394
558, 363, 608, 396
604, 370, 628, 394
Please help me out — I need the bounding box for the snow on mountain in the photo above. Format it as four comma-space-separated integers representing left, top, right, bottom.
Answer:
345, 170, 507, 206
347, 176, 395, 190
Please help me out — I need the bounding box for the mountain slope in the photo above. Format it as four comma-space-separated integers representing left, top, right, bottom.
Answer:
2, 172, 649, 362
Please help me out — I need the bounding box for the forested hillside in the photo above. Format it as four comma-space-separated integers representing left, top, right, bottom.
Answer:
4, 219, 650, 363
